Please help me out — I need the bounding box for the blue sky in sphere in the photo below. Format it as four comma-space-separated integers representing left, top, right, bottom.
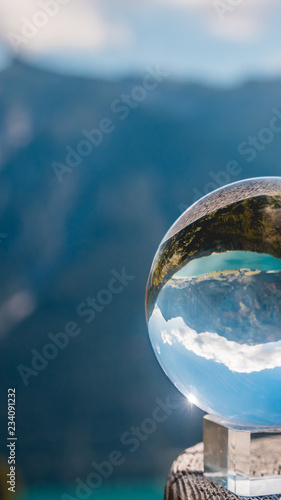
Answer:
0, 0, 281, 85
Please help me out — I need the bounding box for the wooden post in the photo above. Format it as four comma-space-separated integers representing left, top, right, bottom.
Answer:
164, 443, 281, 499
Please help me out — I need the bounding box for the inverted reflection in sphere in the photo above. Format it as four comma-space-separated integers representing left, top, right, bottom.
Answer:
146, 178, 281, 426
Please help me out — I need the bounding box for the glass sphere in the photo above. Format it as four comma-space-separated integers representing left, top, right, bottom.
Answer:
146, 177, 281, 427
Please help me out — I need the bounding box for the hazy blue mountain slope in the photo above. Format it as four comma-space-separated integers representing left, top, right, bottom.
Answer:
0, 60, 281, 482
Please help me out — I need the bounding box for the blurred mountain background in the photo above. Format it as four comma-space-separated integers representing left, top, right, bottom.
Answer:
0, 58, 281, 487
0, 0, 281, 498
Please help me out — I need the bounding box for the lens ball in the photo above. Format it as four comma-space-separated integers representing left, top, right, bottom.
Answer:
146, 178, 281, 426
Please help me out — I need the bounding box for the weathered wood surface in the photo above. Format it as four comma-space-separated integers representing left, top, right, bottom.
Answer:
164, 443, 280, 500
